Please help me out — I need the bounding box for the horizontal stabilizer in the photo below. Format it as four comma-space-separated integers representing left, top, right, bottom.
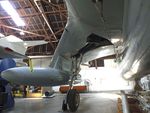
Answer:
0, 35, 48, 55
0, 46, 27, 59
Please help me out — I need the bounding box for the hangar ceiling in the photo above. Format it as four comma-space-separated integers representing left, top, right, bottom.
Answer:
0, 0, 67, 55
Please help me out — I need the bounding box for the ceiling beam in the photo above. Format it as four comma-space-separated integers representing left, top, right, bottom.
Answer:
34, 0, 57, 41
0, 10, 67, 20
9, 29, 63, 41
40, 0, 67, 18
22, 28, 64, 38
0, 24, 47, 37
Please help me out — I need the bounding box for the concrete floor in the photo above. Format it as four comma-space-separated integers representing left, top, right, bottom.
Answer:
3, 93, 119, 113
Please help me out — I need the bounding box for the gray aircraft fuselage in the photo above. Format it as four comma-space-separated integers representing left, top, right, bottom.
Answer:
1, 0, 150, 86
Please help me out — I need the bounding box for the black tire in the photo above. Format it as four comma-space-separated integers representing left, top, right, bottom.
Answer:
62, 100, 67, 111
67, 89, 80, 112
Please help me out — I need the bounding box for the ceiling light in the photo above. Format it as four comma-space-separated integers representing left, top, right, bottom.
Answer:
20, 31, 25, 35
0, 1, 25, 26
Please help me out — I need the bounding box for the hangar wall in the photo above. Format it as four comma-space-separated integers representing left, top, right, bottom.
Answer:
31, 56, 51, 68
80, 59, 134, 91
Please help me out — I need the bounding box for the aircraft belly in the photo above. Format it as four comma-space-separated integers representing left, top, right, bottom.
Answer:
1, 67, 70, 86
133, 48, 150, 79
121, 0, 150, 80
121, 40, 150, 79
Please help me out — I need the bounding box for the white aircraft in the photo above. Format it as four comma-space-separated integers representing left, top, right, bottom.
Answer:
1, 0, 150, 112
0, 35, 47, 58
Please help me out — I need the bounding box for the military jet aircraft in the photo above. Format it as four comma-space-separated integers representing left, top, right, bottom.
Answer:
2, 0, 150, 112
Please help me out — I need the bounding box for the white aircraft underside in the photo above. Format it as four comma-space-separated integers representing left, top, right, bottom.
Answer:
1, 0, 150, 86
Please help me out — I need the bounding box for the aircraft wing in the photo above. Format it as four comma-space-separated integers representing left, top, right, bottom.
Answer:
50, 0, 123, 70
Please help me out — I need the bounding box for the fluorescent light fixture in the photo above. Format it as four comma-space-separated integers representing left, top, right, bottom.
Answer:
0, 1, 25, 26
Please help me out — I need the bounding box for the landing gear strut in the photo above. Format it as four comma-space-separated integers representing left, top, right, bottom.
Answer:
62, 54, 82, 112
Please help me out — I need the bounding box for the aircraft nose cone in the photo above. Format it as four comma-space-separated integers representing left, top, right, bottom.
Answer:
1, 69, 17, 82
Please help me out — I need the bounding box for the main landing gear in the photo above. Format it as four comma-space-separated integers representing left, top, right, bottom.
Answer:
62, 66, 81, 112
62, 89, 80, 112
62, 73, 80, 112
62, 51, 83, 112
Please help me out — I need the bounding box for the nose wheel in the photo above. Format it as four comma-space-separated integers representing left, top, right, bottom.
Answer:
62, 89, 80, 112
